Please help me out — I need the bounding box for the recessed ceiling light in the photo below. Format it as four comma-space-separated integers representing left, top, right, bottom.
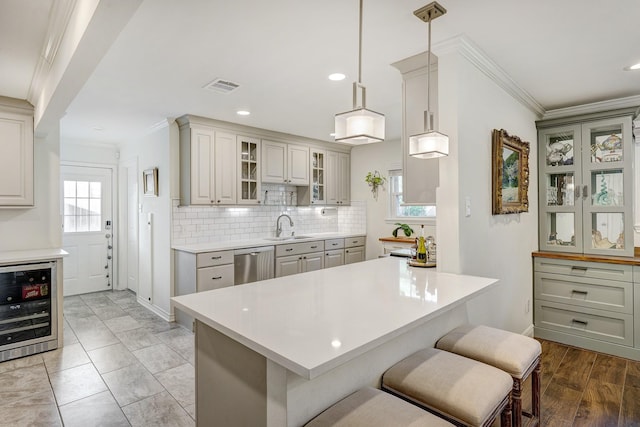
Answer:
328, 73, 346, 81
92, 126, 104, 131
237, 110, 251, 116
624, 62, 640, 71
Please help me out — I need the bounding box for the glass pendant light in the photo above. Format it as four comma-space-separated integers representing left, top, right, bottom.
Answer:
334, 0, 385, 144
409, 2, 449, 159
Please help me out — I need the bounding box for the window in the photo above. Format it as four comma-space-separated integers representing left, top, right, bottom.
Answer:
388, 170, 436, 221
63, 180, 102, 232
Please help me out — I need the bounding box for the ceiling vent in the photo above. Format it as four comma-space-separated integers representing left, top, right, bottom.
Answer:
203, 78, 240, 94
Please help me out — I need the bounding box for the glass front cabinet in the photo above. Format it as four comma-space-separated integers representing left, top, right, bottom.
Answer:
237, 135, 261, 205
537, 109, 635, 256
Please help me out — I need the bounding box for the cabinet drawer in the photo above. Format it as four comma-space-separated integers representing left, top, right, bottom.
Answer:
196, 250, 233, 268
535, 300, 633, 346
324, 239, 344, 250
535, 272, 632, 314
276, 241, 323, 257
345, 236, 365, 248
533, 258, 633, 282
197, 264, 234, 292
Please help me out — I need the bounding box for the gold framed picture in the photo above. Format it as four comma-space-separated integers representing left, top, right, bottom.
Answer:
492, 129, 529, 214
143, 167, 158, 197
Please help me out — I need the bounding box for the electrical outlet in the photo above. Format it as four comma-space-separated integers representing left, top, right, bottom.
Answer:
525, 299, 531, 314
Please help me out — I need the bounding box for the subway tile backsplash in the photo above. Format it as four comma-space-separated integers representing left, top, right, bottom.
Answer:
171, 196, 366, 245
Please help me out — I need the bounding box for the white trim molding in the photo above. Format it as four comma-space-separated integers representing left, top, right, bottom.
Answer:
543, 95, 640, 121
433, 34, 545, 117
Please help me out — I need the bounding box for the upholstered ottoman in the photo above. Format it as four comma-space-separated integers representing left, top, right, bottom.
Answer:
436, 325, 541, 427
382, 348, 513, 427
304, 387, 455, 426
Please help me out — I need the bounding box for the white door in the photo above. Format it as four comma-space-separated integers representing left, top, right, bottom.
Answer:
62, 166, 113, 296
119, 159, 138, 294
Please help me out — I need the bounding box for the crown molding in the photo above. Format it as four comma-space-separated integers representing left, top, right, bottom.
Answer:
542, 95, 640, 121
28, 0, 77, 106
433, 34, 545, 117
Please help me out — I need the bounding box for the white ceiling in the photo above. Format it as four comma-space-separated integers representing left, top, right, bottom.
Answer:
3, 0, 640, 144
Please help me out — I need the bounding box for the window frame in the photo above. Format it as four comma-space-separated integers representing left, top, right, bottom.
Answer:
385, 169, 436, 225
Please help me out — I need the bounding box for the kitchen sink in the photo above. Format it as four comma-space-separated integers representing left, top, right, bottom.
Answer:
263, 235, 313, 241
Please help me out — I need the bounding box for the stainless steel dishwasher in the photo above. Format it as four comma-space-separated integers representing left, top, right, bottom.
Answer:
234, 246, 275, 285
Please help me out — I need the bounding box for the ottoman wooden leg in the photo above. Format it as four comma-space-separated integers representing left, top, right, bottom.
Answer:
500, 395, 512, 427
532, 360, 541, 424
512, 378, 522, 427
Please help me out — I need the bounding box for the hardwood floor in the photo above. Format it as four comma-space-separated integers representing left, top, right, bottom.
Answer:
519, 339, 640, 426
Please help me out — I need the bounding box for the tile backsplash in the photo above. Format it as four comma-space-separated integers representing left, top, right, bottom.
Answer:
171, 192, 366, 245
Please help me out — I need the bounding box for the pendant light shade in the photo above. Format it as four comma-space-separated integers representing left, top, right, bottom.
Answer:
409, 130, 449, 158
335, 0, 385, 144
409, 2, 448, 158
335, 104, 385, 144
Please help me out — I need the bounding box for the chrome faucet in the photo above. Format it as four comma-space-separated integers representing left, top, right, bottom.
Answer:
275, 214, 294, 237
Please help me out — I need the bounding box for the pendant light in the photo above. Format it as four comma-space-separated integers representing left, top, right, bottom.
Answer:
334, 0, 385, 145
409, 2, 449, 158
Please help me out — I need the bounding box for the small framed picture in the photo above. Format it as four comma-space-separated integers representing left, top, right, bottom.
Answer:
143, 168, 158, 197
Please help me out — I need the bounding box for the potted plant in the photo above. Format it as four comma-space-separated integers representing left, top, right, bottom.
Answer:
392, 223, 414, 238
365, 171, 386, 200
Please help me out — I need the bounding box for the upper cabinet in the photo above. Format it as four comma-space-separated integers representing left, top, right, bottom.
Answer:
261, 140, 309, 185
178, 120, 237, 206
326, 151, 350, 205
0, 97, 34, 207
237, 135, 261, 205
537, 108, 636, 256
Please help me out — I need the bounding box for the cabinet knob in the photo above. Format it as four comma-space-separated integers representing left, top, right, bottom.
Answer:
311, 245, 318, 249
286, 248, 293, 252
212, 276, 222, 280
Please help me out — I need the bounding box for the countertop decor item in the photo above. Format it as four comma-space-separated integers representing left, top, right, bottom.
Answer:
492, 129, 529, 214
409, 2, 449, 159
392, 223, 414, 238
365, 170, 386, 199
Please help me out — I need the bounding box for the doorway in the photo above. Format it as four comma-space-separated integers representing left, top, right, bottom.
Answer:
61, 165, 114, 296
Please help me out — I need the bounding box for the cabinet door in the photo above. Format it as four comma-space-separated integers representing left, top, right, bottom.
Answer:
310, 150, 326, 204
538, 124, 583, 253
275, 255, 301, 277
337, 152, 350, 204
288, 144, 309, 185
345, 246, 365, 264
302, 251, 324, 272
581, 116, 633, 256
190, 126, 216, 205
0, 111, 33, 206
214, 131, 237, 204
326, 151, 350, 205
261, 140, 287, 183
324, 249, 344, 269
237, 135, 261, 205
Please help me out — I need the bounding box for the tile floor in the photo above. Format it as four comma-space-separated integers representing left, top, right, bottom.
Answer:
0, 290, 195, 426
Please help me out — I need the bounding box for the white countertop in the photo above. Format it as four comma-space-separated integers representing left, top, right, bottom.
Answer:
172, 232, 365, 253
0, 248, 68, 264
171, 257, 498, 379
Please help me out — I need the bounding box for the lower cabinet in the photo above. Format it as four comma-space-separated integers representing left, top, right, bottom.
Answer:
275, 241, 325, 278
325, 249, 345, 269
175, 249, 234, 328
533, 255, 639, 358
344, 236, 366, 264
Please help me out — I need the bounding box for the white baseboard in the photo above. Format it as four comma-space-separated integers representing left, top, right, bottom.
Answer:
522, 324, 534, 337
136, 297, 175, 322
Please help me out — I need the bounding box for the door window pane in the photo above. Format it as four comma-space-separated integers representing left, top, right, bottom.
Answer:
63, 180, 102, 233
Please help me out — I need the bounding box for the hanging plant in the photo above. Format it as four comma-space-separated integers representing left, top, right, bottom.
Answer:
365, 170, 386, 200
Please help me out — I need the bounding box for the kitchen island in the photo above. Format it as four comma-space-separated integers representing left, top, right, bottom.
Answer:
171, 256, 499, 426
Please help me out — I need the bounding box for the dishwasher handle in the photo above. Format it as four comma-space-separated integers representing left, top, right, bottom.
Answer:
234, 246, 275, 256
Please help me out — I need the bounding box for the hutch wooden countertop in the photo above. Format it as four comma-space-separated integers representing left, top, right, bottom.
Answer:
533, 250, 640, 266
378, 236, 416, 244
